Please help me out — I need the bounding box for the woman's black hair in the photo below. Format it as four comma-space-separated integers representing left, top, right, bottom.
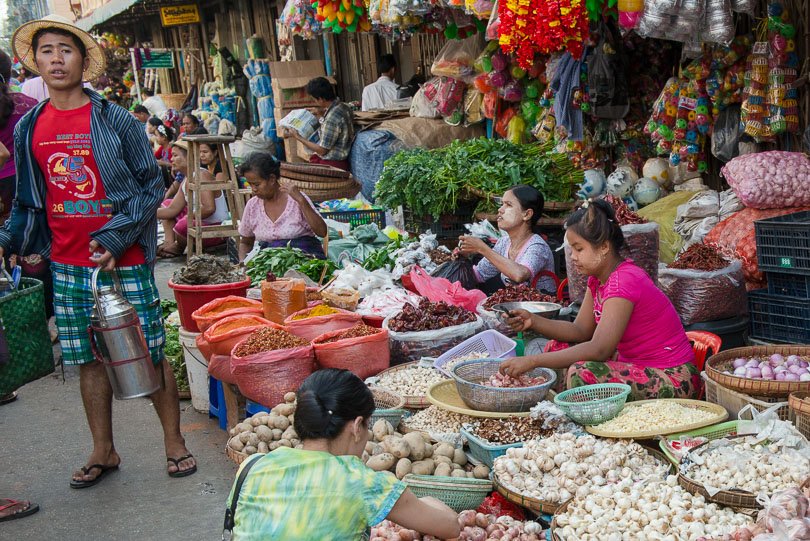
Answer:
306, 77, 336, 101
564, 199, 625, 254
199, 142, 218, 154
0, 49, 13, 129
507, 184, 545, 234
183, 113, 200, 126
156, 124, 175, 141
240, 151, 280, 181
148, 116, 164, 128
294, 369, 375, 440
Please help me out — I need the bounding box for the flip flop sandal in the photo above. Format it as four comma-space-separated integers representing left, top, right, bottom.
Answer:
167, 454, 197, 478
0, 500, 40, 522
69, 464, 119, 489
0, 392, 18, 406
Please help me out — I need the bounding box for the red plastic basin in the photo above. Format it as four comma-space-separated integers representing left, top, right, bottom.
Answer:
168, 278, 252, 332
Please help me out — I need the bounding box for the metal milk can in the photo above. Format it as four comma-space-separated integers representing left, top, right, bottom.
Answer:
88, 267, 160, 400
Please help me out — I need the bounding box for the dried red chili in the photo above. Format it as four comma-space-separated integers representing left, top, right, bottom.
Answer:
669, 243, 730, 272
388, 298, 475, 332
319, 324, 380, 343
603, 195, 648, 226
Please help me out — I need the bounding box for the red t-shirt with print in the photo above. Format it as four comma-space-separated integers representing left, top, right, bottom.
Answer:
32, 101, 145, 267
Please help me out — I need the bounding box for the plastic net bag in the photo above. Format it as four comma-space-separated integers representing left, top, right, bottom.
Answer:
383, 316, 484, 365
261, 278, 307, 324
312, 327, 390, 379
658, 260, 747, 326
722, 151, 810, 209
283, 306, 361, 342
231, 343, 315, 407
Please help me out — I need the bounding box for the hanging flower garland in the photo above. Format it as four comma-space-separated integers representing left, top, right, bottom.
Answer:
499, 0, 589, 69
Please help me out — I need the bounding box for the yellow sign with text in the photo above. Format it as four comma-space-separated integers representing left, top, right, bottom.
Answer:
159, 4, 200, 26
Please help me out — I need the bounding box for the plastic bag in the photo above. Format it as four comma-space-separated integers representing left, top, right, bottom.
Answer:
283, 306, 361, 342
409, 266, 486, 312
430, 36, 480, 80
261, 278, 307, 324
637, 191, 697, 263
231, 342, 315, 407
321, 287, 360, 311
312, 327, 390, 379
383, 314, 484, 365
434, 77, 465, 117
410, 84, 441, 118
202, 314, 279, 356
722, 151, 810, 209
711, 103, 741, 162
485, 0, 500, 41
658, 260, 747, 326
463, 88, 484, 126
587, 23, 630, 120
207, 353, 237, 385
476, 299, 516, 337
191, 295, 264, 333
431, 257, 479, 290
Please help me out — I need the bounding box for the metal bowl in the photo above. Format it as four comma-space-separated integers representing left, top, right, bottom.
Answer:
491, 302, 562, 320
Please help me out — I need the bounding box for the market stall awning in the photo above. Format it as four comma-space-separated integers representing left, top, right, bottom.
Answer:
75, 0, 142, 31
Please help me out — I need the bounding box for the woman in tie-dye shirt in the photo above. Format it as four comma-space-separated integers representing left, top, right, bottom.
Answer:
226, 370, 460, 541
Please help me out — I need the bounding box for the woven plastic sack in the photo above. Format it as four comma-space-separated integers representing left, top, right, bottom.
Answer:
195, 333, 214, 362
637, 191, 696, 263
721, 151, 810, 209
0, 278, 54, 395
409, 266, 486, 312
203, 314, 280, 356
261, 278, 307, 324
231, 341, 315, 407
283, 306, 361, 342
207, 353, 237, 385
658, 260, 747, 326
383, 315, 484, 365
191, 295, 264, 333
312, 327, 390, 379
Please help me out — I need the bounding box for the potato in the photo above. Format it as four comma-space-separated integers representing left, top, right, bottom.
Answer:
281, 426, 297, 441
274, 403, 295, 417
271, 428, 283, 440
250, 416, 263, 427
371, 443, 385, 456
423, 442, 433, 458
239, 432, 252, 444
434, 443, 455, 459
365, 442, 376, 454
434, 455, 452, 466
434, 463, 452, 477
451, 463, 462, 471
244, 445, 257, 455
234, 422, 252, 434
453, 449, 468, 466
367, 430, 374, 441
403, 433, 426, 461
473, 465, 490, 479
367, 453, 397, 472
278, 438, 292, 448
255, 425, 273, 442
362, 451, 369, 462
274, 416, 290, 430
410, 459, 436, 476
372, 420, 394, 442
229, 436, 245, 451
229, 427, 239, 437
247, 433, 261, 447
466, 471, 475, 479
284, 392, 297, 403
257, 441, 269, 454
395, 458, 412, 479
383, 436, 411, 459
451, 469, 467, 478
268, 441, 280, 451
258, 415, 272, 427
290, 438, 300, 447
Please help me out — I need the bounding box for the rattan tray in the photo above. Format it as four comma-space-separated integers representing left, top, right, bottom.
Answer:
550, 496, 573, 541
427, 380, 531, 418
706, 346, 810, 398
226, 443, 250, 465
585, 399, 728, 439
371, 362, 444, 409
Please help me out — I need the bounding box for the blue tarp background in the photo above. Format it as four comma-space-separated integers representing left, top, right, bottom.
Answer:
349, 130, 406, 202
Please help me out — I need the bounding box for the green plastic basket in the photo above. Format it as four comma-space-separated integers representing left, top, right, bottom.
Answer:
403, 474, 492, 512
553, 383, 631, 426
368, 387, 409, 429
460, 427, 523, 469
658, 420, 739, 465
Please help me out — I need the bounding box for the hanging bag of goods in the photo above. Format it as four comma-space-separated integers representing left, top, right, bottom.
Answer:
261, 277, 307, 324
659, 245, 747, 326
721, 151, 810, 209
230, 327, 315, 407
312, 324, 390, 379
283, 304, 362, 342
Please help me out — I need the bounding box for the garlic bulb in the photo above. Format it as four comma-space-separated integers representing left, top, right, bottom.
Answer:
492, 434, 669, 503
555, 475, 751, 541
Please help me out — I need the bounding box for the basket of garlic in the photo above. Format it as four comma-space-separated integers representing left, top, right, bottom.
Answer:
226, 392, 299, 464
368, 362, 448, 409
551, 474, 753, 541
492, 433, 672, 515
678, 434, 810, 509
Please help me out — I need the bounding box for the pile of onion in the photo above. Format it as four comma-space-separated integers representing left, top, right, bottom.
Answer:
723, 354, 810, 382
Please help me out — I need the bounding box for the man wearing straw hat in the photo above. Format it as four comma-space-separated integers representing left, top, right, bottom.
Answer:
0, 15, 197, 488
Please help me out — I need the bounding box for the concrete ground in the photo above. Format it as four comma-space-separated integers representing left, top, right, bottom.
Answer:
0, 256, 239, 540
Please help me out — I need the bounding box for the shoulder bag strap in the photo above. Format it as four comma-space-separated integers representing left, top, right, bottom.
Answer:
222, 454, 262, 540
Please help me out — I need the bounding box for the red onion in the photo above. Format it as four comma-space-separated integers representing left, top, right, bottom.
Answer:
733, 366, 747, 376
761, 366, 775, 379
776, 372, 788, 381
785, 373, 800, 382
770, 353, 785, 364
801, 373, 810, 382
724, 354, 810, 381
745, 367, 762, 379
733, 358, 747, 369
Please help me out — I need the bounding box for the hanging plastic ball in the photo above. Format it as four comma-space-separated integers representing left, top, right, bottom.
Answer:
669, 153, 681, 166
782, 24, 796, 38
511, 66, 526, 79
698, 161, 708, 173
698, 124, 710, 135
687, 143, 700, 154
685, 130, 699, 142
696, 105, 709, 115
481, 56, 493, 73
687, 121, 697, 131
675, 118, 687, 129
695, 114, 709, 126
679, 145, 689, 158
674, 128, 687, 140
581, 103, 591, 113
657, 125, 674, 141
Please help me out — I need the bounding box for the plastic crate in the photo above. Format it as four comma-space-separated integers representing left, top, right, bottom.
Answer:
702, 372, 792, 421
766, 272, 810, 298
434, 329, 517, 377
755, 210, 810, 275
748, 289, 810, 344
460, 427, 523, 468
320, 208, 386, 229
403, 203, 475, 239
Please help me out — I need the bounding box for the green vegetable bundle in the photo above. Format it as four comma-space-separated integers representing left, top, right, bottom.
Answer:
246, 246, 336, 286
374, 138, 581, 219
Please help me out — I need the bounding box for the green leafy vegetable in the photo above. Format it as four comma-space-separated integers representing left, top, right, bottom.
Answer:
246, 246, 336, 285
362, 237, 407, 271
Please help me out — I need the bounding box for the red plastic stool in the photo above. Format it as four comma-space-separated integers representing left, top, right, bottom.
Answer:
686, 331, 722, 372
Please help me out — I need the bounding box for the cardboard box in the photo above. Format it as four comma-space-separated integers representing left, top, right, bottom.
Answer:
269, 60, 336, 109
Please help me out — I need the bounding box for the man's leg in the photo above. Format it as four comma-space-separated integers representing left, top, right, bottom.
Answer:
150, 359, 196, 475
73, 361, 120, 483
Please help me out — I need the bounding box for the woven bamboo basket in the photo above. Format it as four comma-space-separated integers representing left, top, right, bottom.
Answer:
705, 346, 810, 398
159, 93, 186, 110
226, 443, 250, 465
403, 474, 492, 512
493, 475, 565, 515
789, 391, 810, 440
585, 399, 728, 439
550, 497, 574, 541
281, 163, 353, 180
369, 386, 408, 428
372, 362, 443, 409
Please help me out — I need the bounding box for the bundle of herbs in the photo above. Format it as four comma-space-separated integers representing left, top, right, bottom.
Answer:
246, 246, 336, 286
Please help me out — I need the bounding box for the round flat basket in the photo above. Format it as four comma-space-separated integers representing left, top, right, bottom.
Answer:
372, 362, 444, 409
427, 380, 531, 418
585, 399, 728, 439
403, 474, 492, 512
280, 173, 360, 203
550, 496, 574, 541
280, 162, 353, 180
451, 359, 556, 413
493, 474, 566, 515
705, 345, 810, 398
226, 444, 249, 465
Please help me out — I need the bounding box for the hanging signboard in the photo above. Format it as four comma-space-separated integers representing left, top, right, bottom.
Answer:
159, 4, 200, 27
136, 49, 175, 69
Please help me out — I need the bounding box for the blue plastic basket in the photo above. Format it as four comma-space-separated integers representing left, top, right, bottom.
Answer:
460, 427, 523, 468
553, 383, 631, 426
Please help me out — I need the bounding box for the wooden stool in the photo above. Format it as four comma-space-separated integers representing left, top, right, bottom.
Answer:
183, 135, 245, 261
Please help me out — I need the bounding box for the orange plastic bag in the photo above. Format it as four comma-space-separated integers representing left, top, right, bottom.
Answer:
231, 342, 315, 407
284, 306, 362, 342
203, 314, 281, 356
191, 295, 264, 333
312, 327, 390, 379
261, 278, 307, 324
195, 334, 214, 362
207, 353, 236, 385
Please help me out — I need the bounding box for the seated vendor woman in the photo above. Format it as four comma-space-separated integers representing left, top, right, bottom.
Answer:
225, 369, 461, 541
499, 199, 698, 401
279, 77, 353, 171
237, 152, 327, 261
458, 185, 555, 295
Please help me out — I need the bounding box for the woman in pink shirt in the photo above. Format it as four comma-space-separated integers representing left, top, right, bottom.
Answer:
500, 199, 698, 400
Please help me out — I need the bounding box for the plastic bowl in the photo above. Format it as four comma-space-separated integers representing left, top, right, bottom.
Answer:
451, 359, 556, 413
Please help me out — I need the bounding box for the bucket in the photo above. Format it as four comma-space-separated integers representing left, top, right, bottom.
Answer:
180, 327, 209, 413
684, 316, 749, 351
168, 278, 251, 332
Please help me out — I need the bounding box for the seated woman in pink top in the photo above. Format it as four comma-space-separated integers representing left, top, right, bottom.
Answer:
500, 199, 698, 400
237, 152, 327, 262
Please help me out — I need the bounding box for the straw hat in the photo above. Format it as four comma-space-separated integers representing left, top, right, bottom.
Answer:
172, 139, 189, 152
12, 14, 106, 82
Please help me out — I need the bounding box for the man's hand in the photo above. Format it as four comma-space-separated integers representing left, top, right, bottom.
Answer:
89, 240, 116, 272
279, 181, 305, 204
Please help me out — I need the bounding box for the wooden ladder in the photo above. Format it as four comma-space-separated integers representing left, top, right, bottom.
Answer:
183, 135, 245, 262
